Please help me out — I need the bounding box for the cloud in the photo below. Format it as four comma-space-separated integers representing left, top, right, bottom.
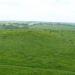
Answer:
0, 0, 75, 22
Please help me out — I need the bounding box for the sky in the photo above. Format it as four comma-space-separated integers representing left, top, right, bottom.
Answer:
0, 0, 75, 22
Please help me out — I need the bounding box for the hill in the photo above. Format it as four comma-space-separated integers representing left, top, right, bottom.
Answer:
0, 21, 75, 30
0, 29, 75, 75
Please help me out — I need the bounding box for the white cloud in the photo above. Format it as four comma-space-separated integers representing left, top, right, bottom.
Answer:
0, 0, 75, 22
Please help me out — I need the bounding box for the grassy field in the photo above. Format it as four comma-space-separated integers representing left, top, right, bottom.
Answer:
0, 29, 75, 75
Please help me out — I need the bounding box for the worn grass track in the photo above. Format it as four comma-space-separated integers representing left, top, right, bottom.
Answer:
0, 64, 75, 75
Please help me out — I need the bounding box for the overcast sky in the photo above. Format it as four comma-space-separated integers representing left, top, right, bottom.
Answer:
0, 0, 75, 22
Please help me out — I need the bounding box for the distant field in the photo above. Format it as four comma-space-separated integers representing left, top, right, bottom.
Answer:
0, 29, 75, 75
30, 24, 75, 30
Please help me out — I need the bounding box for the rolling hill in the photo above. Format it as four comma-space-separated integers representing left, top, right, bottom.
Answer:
0, 28, 75, 75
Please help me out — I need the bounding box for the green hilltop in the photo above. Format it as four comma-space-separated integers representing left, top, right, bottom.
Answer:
0, 22, 74, 75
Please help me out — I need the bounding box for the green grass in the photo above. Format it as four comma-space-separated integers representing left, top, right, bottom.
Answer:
0, 29, 75, 75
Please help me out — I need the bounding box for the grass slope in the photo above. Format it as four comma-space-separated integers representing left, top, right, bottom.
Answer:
0, 29, 75, 75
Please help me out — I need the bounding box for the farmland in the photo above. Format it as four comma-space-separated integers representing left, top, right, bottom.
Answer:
0, 22, 75, 75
